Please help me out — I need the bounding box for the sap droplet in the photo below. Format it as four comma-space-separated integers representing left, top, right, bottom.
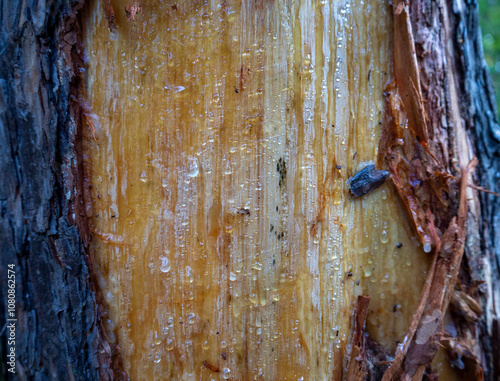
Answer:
187, 156, 199, 177
160, 255, 171, 273
140, 171, 148, 182
229, 272, 237, 281
380, 230, 389, 244
223, 367, 231, 379
186, 266, 194, 283
187, 312, 196, 324
164, 84, 185, 93
166, 338, 174, 351
423, 242, 432, 253
252, 262, 263, 271
249, 293, 258, 304
313, 233, 320, 244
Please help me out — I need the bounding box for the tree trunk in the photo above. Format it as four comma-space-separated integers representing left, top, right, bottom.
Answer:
0, 1, 498, 381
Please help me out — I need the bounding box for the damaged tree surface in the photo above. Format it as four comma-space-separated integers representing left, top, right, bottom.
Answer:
0, 0, 499, 381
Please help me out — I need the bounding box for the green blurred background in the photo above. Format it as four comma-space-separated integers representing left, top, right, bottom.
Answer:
479, 0, 500, 114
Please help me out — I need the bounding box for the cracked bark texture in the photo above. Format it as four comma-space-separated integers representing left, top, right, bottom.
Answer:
417, 0, 500, 378
0, 0, 498, 380
0, 0, 112, 380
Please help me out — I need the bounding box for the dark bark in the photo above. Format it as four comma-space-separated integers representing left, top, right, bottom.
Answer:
0, 0, 498, 380
0, 1, 111, 380
445, 0, 500, 378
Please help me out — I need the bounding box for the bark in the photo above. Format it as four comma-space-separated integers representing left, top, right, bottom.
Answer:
0, 1, 112, 380
408, 0, 500, 378
0, 0, 498, 381
445, 0, 500, 377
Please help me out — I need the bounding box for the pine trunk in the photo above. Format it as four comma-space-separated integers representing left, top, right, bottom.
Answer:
0, 0, 499, 380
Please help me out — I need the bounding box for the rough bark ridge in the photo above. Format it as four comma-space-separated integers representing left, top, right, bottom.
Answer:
445, 0, 500, 377
0, 1, 112, 379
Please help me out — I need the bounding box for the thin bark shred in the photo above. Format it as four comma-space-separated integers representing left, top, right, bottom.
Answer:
202, 361, 221, 373
104, 0, 117, 31
346, 296, 371, 380
125, 2, 142, 21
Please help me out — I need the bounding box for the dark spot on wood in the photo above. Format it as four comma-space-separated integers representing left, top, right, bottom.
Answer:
239, 64, 245, 92
277, 158, 287, 188
276, 206, 279, 212
368, 69, 372, 81
397, 242, 403, 248
216, 332, 219, 334
393, 304, 398, 313
203, 361, 220, 373
171, 4, 178, 10
270, 224, 274, 232
353, 151, 358, 160
336, 330, 339, 336
349, 164, 390, 197
221, 352, 226, 360
111, 215, 115, 218
237, 208, 250, 216
348, 271, 353, 276
335, 164, 342, 170
234, 86, 239, 93
272, 259, 276, 265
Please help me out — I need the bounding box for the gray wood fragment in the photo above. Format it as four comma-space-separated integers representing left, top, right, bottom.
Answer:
349, 164, 390, 197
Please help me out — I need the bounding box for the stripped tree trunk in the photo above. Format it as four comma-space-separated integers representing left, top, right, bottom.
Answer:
0, 0, 498, 380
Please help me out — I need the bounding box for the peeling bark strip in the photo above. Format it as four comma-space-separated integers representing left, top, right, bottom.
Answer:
391, 0, 430, 149
104, 0, 117, 30
0, 0, 113, 380
346, 296, 371, 380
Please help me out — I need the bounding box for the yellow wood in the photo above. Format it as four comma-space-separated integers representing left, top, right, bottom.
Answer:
82, 0, 431, 379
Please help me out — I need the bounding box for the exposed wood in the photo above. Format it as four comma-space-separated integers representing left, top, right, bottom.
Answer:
80, 0, 433, 379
